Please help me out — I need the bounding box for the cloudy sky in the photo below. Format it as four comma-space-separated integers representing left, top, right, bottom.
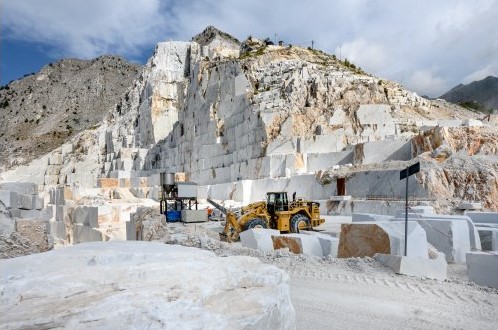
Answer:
1, 0, 497, 96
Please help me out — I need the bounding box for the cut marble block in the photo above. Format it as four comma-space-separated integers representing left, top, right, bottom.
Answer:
0, 190, 18, 208
19, 209, 52, 221
465, 212, 498, 225
17, 194, 36, 210
338, 222, 428, 258
466, 252, 498, 288
98, 178, 120, 188
272, 234, 323, 257
181, 210, 207, 223
414, 219, 471, 263
374, 252, 447, 280
34, 196, 44, 210
61, 143, 73, 155
300, 231, 339, 256
72, 224, 103, 243
0, 182, 38, 195
49, 221, 67, 241
476, 226, 498, 252
240, 228, 280, 251
72, 206, 98, 228
352, 213, 391, 222
49, 187, 65, 205
44, 175, 59, 185
48, 153, 62, 165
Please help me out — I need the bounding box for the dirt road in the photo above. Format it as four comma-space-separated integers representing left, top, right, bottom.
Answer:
283, 262, 498, 329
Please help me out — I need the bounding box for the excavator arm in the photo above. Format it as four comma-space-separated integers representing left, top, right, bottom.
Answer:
216, 201, 269, 242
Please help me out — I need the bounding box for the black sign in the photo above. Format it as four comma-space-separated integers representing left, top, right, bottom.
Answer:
400, 162, 420, 180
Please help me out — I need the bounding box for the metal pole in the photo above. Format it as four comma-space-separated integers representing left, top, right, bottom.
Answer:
404, 173, 409, 256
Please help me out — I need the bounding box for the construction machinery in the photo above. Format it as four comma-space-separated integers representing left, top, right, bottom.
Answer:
208, 192, 325, 242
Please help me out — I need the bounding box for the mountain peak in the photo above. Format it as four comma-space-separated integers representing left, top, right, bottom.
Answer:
192, 26, 240, 46
439, 76, 498, 112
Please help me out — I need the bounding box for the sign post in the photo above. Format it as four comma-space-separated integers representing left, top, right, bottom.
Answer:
399, 162, 420, 256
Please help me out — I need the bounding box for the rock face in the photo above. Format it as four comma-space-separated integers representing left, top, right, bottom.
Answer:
0, 241, 295, 329
0, 56, 140, 170
99, 33, 479, 189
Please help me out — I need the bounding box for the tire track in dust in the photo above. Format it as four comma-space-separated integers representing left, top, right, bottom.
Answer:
288, 267, 489, 306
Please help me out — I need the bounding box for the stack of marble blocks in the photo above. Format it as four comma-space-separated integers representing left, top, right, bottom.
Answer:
98, 175, 160, 200
43, 144, 74, 186
0, 182, 48, 219
0, 182, 53, 252
48, 187, 131, 243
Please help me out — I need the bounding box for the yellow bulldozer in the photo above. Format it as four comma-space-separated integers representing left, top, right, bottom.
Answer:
208, 192, 325, 242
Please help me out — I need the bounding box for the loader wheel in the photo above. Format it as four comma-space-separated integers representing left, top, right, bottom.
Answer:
244, 218, 267, 231
291, 214, 310, 233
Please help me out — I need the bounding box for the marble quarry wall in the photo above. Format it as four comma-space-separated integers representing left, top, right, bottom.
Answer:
2, 36, 496, 212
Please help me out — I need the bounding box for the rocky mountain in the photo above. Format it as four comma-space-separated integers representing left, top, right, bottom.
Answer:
439, 76, 498, 113
0, 56, 141, 170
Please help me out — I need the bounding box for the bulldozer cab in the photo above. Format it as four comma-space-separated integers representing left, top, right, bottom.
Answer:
266, 192, 289, 214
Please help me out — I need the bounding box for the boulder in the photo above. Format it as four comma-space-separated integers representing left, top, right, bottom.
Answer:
338, 222, 428, 258
0, 241, 295, 329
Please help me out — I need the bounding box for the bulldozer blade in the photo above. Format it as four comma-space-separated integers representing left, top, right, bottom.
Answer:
219, 232, 229, 242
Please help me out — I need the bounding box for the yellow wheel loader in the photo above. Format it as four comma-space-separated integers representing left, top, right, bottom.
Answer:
209, 192, 325, 242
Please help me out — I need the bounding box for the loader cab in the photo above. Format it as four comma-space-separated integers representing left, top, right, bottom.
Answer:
266, 192, 289, 213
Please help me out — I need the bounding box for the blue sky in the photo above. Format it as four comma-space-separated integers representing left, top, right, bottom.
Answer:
1, 0, 498, 96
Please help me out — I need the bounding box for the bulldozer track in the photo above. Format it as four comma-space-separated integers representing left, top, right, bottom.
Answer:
282, 266, 494, 306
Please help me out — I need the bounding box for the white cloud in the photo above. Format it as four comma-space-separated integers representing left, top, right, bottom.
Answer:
2, 0, 498, 96
462, 65, 498, 84
337, 39, 388, 73
407, 70, 447, 96
2, 0, 169, 59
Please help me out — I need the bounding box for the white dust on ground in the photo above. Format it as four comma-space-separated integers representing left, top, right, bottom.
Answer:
137, 208, 498, 330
